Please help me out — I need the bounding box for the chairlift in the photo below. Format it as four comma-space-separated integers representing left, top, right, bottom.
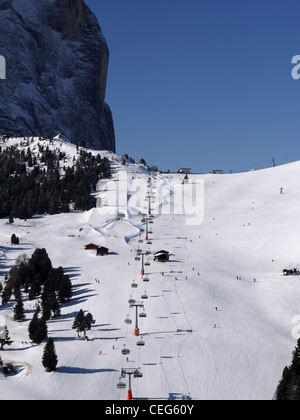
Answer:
147, 241, 152, 245
131, 281, 138, 289
135, 257, 141, 261
134, 370, 143, 378
138, 239, 143, 243
143, 277, 149, 282
117, 378, 127, 389
137, 337, 145, 347
124, 315, 132, 325
121, 345, 130, 355
128, 296, 136, 305
139, 310, 147, 318
145, 261, 150, 266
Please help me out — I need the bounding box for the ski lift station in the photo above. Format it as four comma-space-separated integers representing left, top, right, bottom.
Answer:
177, 168, 191, 174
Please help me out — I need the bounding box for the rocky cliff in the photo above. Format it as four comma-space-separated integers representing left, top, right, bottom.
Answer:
0, 0, 115, 151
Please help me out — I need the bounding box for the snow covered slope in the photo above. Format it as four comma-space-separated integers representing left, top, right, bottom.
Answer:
0, 138, 300, 400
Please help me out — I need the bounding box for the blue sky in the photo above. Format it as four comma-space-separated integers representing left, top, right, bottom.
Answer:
85, 0, 300, 173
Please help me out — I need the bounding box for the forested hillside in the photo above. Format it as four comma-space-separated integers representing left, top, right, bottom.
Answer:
0, 136, 111, 219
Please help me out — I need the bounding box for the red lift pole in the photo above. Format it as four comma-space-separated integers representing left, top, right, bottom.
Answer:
118, 368, 143, 400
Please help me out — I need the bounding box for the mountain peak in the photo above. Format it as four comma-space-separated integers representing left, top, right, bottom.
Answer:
0, 0, 115, 151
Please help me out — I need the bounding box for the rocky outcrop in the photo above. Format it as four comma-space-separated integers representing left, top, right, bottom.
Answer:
0, 0, 115, 151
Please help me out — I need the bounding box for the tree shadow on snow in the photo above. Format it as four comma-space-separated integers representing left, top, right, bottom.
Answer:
56, 366, 118, 374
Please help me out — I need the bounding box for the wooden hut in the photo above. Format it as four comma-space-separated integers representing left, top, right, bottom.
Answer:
85, 244, 99, 250
97, 246, 109, 256
154, 250, 170, 262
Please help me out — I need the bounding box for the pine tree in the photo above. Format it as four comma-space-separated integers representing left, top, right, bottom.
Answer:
72, 310, 88, 338
33, 318, 48, 345
42, 291, 60, 321
28, 312, 39, 342
276, 339, 300, 400
42, 337, 58, 372
276, 366, 292, 400
85, 313, 96, 331
28, 305, 47, 344
28, 279, 41, 300
11, 234, 19, 245
14, 296, 25, 322
58, 275, 72, 303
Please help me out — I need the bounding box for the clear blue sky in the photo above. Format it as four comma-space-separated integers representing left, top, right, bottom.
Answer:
86, 0, 300, 173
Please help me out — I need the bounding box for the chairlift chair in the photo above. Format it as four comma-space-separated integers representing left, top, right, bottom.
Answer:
124, 315, 132, 325
117, 379, 127, 389
121, 345, 130, 355
141, 292, 148, 300
134, 370, 143, 378
139, 310, 147, 318
137, 337, 145, 347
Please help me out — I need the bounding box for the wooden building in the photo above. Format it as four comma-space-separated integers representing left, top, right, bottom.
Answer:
97, 246, 109, 256
85, 243, 99, 250
154, 250, 170, 262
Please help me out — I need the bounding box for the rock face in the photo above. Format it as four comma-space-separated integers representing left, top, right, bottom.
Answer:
0, 0, 115, 151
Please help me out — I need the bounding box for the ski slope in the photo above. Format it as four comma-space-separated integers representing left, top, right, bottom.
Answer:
0, 138, 300, 400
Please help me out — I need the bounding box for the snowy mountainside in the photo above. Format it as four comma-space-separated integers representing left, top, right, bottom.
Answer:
0, 137, 300, 400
